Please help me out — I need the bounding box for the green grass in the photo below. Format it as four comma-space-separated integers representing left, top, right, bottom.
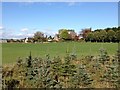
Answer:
2, 42, 118, 64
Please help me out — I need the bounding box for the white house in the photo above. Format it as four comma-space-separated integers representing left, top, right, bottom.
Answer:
24, 37, 28, 43
53, 34, 59, 41
0, 39, 7, 43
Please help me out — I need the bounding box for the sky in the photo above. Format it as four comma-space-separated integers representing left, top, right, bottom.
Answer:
1, 2, 118, 39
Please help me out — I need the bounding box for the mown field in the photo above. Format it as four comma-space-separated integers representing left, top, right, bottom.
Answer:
2, 42, 118, 64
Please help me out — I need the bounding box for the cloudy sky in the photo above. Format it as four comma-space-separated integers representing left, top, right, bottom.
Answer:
1, 2, 118, 39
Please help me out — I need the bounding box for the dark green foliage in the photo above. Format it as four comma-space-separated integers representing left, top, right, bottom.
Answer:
33, 31, 44, 42
85, 55, 94, 61
69, 52, 77, 60
16, 57, 23, 67
99, 49, 119, 88
2, 49, 119, 88
71, 64, 93, 88
85, 26, 119, 42
26, 52, 32, 68
98, 48, 110, 64
101, 64, 119, 88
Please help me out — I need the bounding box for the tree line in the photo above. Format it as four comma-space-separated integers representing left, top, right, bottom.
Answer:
84, 27, 120, 43
33, 26, 120, 43
4, 26, 120, 43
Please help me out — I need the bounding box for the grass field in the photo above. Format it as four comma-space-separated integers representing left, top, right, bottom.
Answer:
2, 42, 118, 64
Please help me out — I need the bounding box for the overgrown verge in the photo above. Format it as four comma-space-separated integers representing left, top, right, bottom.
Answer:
2, 49, 120, 88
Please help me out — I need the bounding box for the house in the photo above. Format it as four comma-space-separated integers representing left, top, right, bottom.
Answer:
47, 36, 53, 42
53, 34, 60, 42
24, 37, 33, 43
48, 39, 52, 42
24, 37, 28, 43
0, 39, 7, 43
68, 30, 77, 40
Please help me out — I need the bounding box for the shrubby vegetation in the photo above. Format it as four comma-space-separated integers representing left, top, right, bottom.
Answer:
2, 49, 119, 88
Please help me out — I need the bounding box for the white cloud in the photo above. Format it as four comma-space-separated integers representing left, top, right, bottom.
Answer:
44, 31, 56, 36
1, 27, 34, 39
21, 28, 29, 32
2, 31, 14, 39
17, 33, 23, 36
1, 27, 57, 39
0, 26, 4, 30
5, 33, 34, 39
0, 32, 3, 39
12, 33, 34, 39
42, 28, 57, 36
27, 33, 34, 37
0, 26, 4, 38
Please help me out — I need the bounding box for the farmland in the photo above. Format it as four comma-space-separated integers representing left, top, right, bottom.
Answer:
2, 42, 118, 64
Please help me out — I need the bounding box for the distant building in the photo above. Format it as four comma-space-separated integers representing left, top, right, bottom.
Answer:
24, 37, 28, 43
53, 34, 59, 41
48, 39, 52, 42
68, 31, 77, 40
47, 36, 53, 42
24, 37, 33, 43
0, 39, 7, 43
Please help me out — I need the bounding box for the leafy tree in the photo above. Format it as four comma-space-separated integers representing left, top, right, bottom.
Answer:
59, 30, 70, 40
116, 30, 120, 42
99, 30, 107, 42
93, 31, 100, 42
107, 30, 115, 42
93, 27, 119, 42
58, 29, 65, 34
33, 31, 44, 42
112, 27, 118, 32
98, 48, 110, 65
104, 28, 111, 32
86, 32, 94, 42
94, 29, 102, 32
71, 64, 93, 88
101, 60, 119, 88
80, 28, 91, 39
